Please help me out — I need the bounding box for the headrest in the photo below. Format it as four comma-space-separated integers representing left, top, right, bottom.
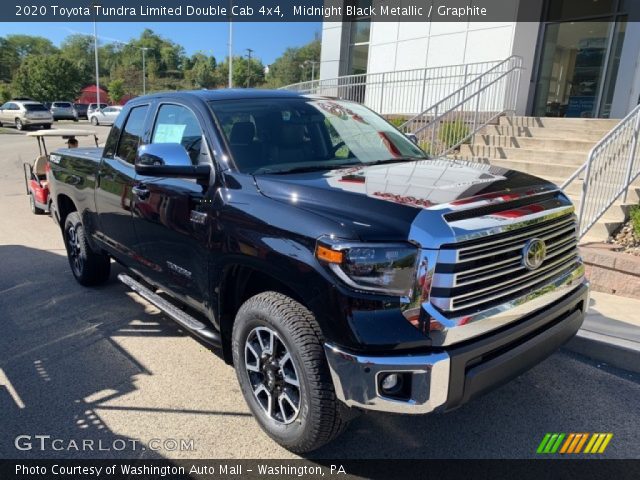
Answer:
278, 123, 305, 146
230, 122, 255, 144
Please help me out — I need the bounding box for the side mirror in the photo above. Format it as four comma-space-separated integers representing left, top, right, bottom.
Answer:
135, 143, 210, 180
406, 133, 419, 145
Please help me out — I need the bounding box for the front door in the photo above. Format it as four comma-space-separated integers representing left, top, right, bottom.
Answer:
532, 0, 628, 118
95, 104, 150, 263
131, 102, 213, 310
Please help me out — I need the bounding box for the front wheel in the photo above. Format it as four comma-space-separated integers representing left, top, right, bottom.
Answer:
15, 119, 23, 131
63, 212, 111, 286
232, 291, 351, 453
90, 117, 98, 126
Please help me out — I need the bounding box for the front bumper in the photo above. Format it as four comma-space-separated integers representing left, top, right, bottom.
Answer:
325, 281, 588, 414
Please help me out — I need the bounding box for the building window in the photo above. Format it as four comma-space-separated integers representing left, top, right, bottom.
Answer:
346, 1, 371, 75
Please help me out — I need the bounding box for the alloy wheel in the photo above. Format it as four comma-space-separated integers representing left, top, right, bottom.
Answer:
244, 326, 301, 425
66, 225, 83, 276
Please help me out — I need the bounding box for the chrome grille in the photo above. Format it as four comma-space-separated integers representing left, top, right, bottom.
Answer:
431, 211, 580, 313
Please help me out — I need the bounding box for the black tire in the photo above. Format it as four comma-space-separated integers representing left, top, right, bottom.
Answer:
90, 117, 98, 126
63, 212, 111, 286
42, 124, 51, 130
29, 193, 44, 215
232, 291, 351, 453
15, 119, 23, 131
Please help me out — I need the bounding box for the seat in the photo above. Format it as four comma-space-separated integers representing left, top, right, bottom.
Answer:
33, 154, 48, 179
229, 122, 264, 171
269, 123, 312, 165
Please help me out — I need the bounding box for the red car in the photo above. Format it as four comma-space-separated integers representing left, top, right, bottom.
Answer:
23, 129, 99, 214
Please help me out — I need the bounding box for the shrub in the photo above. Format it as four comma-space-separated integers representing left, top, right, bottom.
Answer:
630, 205, 640, 238
387, 116, 407, 129
438, 119, 470, 149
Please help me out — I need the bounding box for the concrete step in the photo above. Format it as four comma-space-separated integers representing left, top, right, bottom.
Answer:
478, 125, 609, 141
550, 177, 640, 203
474, 134, 596, 153
579, 219, 620, 242
458, 145, 587, 165
500, 116, 620, 130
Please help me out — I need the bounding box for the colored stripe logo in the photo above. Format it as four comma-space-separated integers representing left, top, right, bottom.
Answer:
537, 433, 613, 454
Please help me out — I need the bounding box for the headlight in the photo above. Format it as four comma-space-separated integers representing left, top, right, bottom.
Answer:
315, 237, 418, 296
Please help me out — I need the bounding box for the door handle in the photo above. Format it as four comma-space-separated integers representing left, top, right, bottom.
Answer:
132, 184, 150, 200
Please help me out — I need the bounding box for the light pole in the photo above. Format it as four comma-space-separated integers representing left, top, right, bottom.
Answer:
92, 3, 101, 107
141, 47, 150, 94
228, 0, 233, 88
245, 48, 253, 88
306, 60, 319, 81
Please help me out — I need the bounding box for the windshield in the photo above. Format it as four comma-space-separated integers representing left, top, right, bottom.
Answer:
24, 104, 48, 112
208, 98, 427, 174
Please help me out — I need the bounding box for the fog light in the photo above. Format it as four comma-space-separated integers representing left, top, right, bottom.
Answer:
380, 373, 402, 394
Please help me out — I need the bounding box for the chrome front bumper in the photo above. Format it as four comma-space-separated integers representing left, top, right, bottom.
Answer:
324, 344, 450, 414
325, 281, 588, 414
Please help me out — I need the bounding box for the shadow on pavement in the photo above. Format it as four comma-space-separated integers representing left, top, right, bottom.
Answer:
0, 244, 230, 460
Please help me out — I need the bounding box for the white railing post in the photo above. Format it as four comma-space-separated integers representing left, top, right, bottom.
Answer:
623, 112, 640, 202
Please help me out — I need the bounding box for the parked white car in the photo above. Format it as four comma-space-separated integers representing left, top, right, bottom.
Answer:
89, 106, 122, 126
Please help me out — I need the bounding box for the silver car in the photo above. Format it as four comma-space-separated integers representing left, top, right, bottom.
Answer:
89, 106, 122, 125
87, 103, 108, 117
0, 100, 53, 130
50, 101, 78, 121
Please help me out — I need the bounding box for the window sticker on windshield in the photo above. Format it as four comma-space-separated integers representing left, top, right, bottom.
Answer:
153, 124, 186, 143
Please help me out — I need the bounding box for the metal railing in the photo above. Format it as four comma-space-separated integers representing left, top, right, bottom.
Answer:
398, 56, 523, 158
280, 60, 504, 115
562, 103, 640, 239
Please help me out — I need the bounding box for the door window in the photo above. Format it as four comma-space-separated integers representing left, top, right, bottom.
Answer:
151, 104, 203, 165
115, 105, 149, 164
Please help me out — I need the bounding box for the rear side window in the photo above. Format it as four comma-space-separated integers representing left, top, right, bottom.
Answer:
116, 105, 149, 164
151, 104, 203, 164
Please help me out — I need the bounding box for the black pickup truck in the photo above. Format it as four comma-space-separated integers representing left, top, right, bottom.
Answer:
48, 90, 588, 452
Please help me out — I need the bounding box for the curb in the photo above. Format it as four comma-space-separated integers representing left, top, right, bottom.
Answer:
563, 329, 640, 374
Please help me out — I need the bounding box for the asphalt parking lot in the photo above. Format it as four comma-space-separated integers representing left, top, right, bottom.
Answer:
0, 122, 639, 460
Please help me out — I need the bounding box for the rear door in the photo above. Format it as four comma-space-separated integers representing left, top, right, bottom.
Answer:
94, 104, 150, 264
132, 102, 212, 308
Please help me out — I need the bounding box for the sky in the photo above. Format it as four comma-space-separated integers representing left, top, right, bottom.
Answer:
0, 21, 321, 65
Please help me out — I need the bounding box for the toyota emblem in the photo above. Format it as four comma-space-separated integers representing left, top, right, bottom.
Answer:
522, 238, 546, 270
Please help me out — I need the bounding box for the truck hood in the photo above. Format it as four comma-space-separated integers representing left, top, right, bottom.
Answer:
254, 159, 559, 244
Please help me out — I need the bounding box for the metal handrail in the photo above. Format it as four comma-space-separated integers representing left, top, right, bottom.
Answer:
398, 56, 523, 158
279, 59, 505, 116
562, 103, 640, 239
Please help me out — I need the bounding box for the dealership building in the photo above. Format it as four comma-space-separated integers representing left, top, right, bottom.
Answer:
319, 0, 640, 118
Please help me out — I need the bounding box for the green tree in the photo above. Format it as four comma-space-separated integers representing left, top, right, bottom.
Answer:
59, 34, 95, 86
12, 54, 83, 102
108, 78, 125, 104
0, 84, 12, 103
265, 39, 320, 88
184, 53, 217, 88
216, 56, 265, 88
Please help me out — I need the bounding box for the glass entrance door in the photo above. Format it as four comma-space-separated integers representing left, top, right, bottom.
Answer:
534, 21, 615, 118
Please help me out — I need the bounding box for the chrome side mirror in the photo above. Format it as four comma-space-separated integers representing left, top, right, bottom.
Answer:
136, 143, 192, 167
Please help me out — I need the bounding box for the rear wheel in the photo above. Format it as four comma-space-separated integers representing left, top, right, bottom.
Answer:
90, 117, 98, 126
232, 291, 351, 453
63, 212, 111, 286
29, 193, 44, 215
42, 124, 51, 130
